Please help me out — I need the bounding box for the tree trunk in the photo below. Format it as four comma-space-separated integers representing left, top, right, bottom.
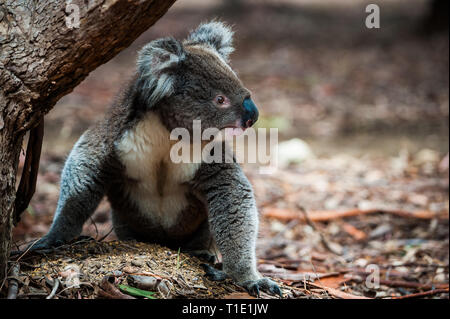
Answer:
0, 0, 176, 283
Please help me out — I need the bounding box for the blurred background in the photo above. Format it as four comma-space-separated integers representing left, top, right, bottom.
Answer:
42, 0, 449, 155
13, 0, 449, 298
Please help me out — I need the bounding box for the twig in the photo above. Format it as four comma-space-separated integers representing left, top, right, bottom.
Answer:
391, 288, 449, 299
347, 268, 449, 285
89, 216, 99, 240
127, 271, 167, 281
308, 259, 330, 298
379, 280, 448, 290
56, 282, 94, 298
46, 278, 60, 299
14, 117, 44, 225
15, 238, 41, 262
298, 205, 342, 255
338, 221, 367, 241
258, 258, 301, 271
11, 236, 95, 261
309, 282, 371, 299
9, 238, 44, 257
7, 262, 20, 299
98, 227, 114, 242
0, 263, 7, 291
306, 279, 371, 299
262, 207, 448, 222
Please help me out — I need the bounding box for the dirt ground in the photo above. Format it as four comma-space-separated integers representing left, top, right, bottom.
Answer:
4, 0, 449, 299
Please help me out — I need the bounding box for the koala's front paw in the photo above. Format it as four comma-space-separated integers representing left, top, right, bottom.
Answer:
242, 278, 283, 298
26, 235, 64, 252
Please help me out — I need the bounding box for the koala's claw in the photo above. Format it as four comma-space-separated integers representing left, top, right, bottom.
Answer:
243, 278, 283, 298
201, 263, 228, 281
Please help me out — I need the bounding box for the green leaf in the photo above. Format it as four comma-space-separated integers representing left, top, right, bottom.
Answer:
118, 284, 157, 299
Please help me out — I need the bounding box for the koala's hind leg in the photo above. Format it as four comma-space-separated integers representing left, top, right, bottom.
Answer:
110, 210, 140, 241
183, 220, 217, 263
201, 264, 227, 281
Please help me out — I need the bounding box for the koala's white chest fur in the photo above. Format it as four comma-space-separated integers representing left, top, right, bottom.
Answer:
116, 113, 201, 229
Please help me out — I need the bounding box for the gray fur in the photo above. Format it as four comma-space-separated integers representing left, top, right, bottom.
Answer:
185, 21, 234, 62
36, 131, 114, 248
34, 21, 280, 297
190, 159, 260, 284
137, 37, 186, 107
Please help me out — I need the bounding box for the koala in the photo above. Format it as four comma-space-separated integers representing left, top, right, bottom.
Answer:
33, 21, 281, 297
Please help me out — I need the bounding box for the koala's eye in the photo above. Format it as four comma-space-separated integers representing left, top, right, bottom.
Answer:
214, 95, 230, 108
216, 95, 225, 104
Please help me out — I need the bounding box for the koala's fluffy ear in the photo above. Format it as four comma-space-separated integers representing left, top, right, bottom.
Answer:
136, 37, 185, 107
186, 21, 234, 62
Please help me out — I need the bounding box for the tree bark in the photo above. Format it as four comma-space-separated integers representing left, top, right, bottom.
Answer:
0, 0, 176, 284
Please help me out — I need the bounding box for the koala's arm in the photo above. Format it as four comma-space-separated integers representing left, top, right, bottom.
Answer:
191, 160, 281, 296
35, 130, 111, 248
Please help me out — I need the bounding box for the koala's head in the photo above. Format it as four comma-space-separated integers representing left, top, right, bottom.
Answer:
135, 21, 258, 135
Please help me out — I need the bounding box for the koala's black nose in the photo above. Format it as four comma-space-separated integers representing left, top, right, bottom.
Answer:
242, 98, 259, 128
